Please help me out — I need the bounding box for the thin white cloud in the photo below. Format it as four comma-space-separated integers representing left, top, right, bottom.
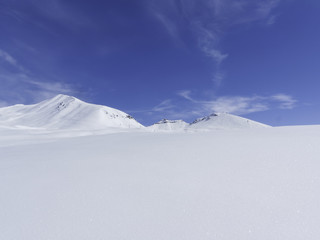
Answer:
30, 0, 94, 29
176, 90, 297, 117
0, 49, 18, 66
191, 20, 226, 66
188, 92, 295, 114
177, 90, 194, 101
203, 48, 228, 65
3, 0, 95, 34
132, 91, 297, 123
212, 71, 225, 86
205, 96, 270, 115
271, 93, 297, 109
0, 48, 28, 73
257, 0, 280, 18
150, 0, 283, 85
23, 79, 74, 94
0, 49, 76, 106
0, 72, 76, 106
152, 99, 175, 112
266, 15, 277, 25
154, 12, 179, 42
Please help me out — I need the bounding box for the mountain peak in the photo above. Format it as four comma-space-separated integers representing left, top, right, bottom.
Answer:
155, 119, 186, 124
148, 119, 189, 131
49, 94, 80, 104
0, 95, 144, 130
190, 112, 270, 129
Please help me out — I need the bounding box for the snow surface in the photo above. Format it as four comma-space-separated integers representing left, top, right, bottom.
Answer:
0, 94, 143, 130
1, 125, 320, 239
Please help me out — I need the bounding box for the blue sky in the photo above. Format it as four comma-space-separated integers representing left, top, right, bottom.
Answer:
0, 0, 320, 126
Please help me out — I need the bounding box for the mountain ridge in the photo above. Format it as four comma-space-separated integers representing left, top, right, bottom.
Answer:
0, 94, 143, 130
189, 112, 270, 130
0, 94, 270, 131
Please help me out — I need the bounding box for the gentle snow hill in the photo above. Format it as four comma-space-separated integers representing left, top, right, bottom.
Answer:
189, 112, 270, 130
0, 94, 144, 130
148, 119, 189, 131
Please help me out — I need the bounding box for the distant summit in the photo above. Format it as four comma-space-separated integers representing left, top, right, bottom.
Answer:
148, 113, 269, 132
189, 112, 270, 130
0, 94, 143, 130
148, 119, 189, 131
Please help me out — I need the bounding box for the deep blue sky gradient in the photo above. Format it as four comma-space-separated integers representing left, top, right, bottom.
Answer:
0, 0, 320, 126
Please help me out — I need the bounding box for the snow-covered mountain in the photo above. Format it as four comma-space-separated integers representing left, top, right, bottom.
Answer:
0, 94, 144, 130
189, 112, 270, 130
148, 113, 269, 131
148, 119, 189, 131
0, 95, 270, 131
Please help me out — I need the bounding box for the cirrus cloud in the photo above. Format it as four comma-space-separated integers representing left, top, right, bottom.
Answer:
150, 0, 283, 85
147, 90, 298, 121
0, 48, 76, 106
177, 90, 297, 116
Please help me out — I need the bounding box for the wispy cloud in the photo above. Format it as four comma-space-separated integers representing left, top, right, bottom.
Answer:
23, 79, 74, 94
204, 96, 271, 114
150, 0, 283, 85
257, 0, 280, 20
204, 49, 228, 65
0, 72, 75, 105
177, 90, 297, 116
152, 99, 175, 112
177, 90, 194, 101
154, 12, 180, 42
133, 91, 297, 123
271, 93, 297, 109
2, 0, 94, 34
0, 49, 28, 73
0, 49, 17, 66
29, 0, 94, 30
0, 49, 76, 106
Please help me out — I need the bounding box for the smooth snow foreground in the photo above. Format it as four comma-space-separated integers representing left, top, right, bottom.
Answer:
1, 126, 320, 240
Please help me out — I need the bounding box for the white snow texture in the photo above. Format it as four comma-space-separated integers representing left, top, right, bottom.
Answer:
0, 94, 319, 240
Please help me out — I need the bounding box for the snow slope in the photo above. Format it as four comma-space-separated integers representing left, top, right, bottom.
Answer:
189, 112, 270, 130
0, 94, 143, 130
148, 119, 189, 131
1, 125, 320, 240
148, 114, 268, 132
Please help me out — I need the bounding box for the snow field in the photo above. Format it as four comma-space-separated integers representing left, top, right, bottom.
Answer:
1, 126, 320, 239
